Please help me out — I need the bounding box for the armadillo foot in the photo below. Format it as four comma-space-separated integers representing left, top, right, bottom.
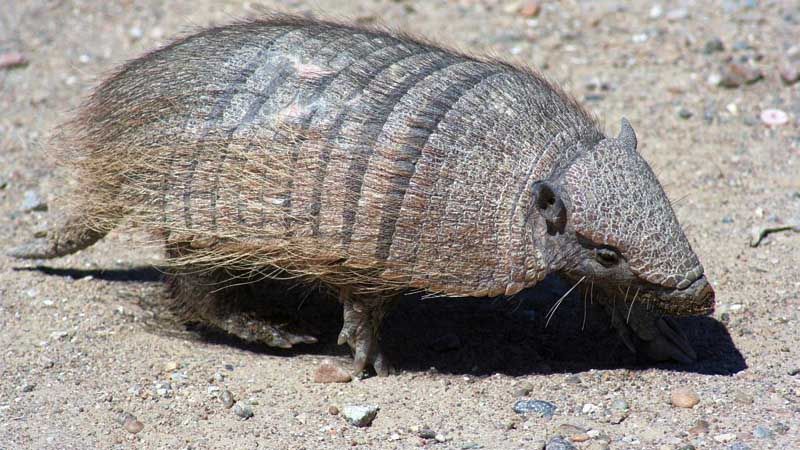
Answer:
337, 289, 394, 377
604, 302, 697, 364
215, 313, 318, 349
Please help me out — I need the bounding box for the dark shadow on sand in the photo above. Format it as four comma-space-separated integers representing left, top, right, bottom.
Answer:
20, 265, 746, 376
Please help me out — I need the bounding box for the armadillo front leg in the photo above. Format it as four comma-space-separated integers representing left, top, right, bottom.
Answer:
337, 287, 394, 377
603, 302, 697, 364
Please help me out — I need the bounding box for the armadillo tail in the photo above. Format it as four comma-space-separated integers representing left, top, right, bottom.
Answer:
7, 215, 111, 260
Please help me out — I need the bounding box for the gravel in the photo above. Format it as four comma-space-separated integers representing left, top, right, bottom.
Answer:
342, 405, 379, 427
512, 399, 556, 418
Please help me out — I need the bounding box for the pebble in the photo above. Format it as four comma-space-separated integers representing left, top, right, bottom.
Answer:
512, 399, 556, 418
564, 374, 581, 385
21, 383, 35, 393
760, 109, 788, 127
558, 424, 589, 442
545, 436, 577, 450
220, 390, 235, 409
649, 5, 663, 19
0, 176, 7, 190
342, 405, 379, 427
586, 442, 609, 450
313, 359, 352, 383
611, 398, 629, 411
21, 191, 47, 212
233, 402, 254, 419
518, 1, 541, 18
719, 63, 763, 88
129, 26, 144, 40
753, 425, 774, 439
419, 427, 436, 439
728, 443, 750, 450
703, 38, 725, 54
713, 433, 736, 443
0, 51, 28, 69
153, 381, 173, 398
123, 417, 144, 434
328, 405, 339, 415
678, 108, 693, 119
581, 403, 599, 414
688, 419, 710, 435
671, 388, 700, 408
780, 62, 800, 85
127, 384, 145, 398
163, 361, 179, 372
773, 422, 789, 434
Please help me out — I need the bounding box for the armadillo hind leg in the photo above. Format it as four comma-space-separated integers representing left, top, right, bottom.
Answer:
164, 244, 318, 348
7, 214, 108, 259
165, 270, 318, 348
337, 288, 395, 377
603, 301, 697, 364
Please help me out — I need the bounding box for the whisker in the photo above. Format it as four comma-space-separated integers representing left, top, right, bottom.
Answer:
626, 287, 641, 323
546, 276, 586, 328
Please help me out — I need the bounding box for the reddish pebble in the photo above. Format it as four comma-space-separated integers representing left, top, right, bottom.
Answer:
518, 1, 542, 18
779, 62, 800, 85
123, 418, 144, 434
313, 359, 352, 383
760, 109, 789, 127
0, 52, 27, 69
671, 388, 700, 408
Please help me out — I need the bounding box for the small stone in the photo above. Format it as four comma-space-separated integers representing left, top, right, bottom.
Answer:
128, 384, 145, 398
558, 424, 589, 442
163, 361, 179, 372
518, 1, 541, 18
671, 388, 700, 408
22, 191, 47, 212
713, 433, 736, 443
586, 442, 609, 450
153, 381, 173, 398
649, 5, 663, 19
21, 383, 35, 393
220, 390, 235, 409
123, 418, 144, 434
342, 405, 379, 427
688, 419, 710, 435
773, 422, 789, 434
719, 63, 763, 88
418, 427, 436, 439
388, 432, 401, 441
0, 176, 7, 189
0, 51, 28, 69
611, 399, 629, 411
512, 399, 556, 418
753, 425, 774, 439
328, 405, 339, 415
129, 26, 144, 40
760, 109, 789, 127
678, 108, 693, 119
313, 359, 352, 383
703, 38, 725, 54
734, 392, 753, 403
728, 443, 750, 450
564, 374, 581, 385
233, 402, 254, 419
707, 72, 722, 86
434, 434, 448, 443
546, 436, 577, 450
581, 403, 599, 414
779, 62, 800, 85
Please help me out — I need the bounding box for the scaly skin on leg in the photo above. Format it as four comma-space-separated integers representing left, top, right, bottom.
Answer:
165, 243, 317, 349
337, 287, 395, 377
603, 301, 697, 364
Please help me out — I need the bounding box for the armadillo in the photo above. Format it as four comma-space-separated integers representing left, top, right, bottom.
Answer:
9, 15, 714, 375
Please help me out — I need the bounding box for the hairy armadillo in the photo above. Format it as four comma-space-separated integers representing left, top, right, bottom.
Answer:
9, 15, 714, 375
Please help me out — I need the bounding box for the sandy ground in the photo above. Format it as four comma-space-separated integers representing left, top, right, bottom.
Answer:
1, 1, 799, 449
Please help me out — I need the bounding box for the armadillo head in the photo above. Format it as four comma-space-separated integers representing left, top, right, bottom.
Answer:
533, 119, 714, 317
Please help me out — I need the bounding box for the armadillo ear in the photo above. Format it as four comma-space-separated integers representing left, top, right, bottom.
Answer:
532, 182, 567, 235
618, 117, 637, 151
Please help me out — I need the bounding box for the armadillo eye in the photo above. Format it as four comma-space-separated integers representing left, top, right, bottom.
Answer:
595, 248, 619, 267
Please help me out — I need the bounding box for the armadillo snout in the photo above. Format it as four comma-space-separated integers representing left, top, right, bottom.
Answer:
655, 275, 715, 316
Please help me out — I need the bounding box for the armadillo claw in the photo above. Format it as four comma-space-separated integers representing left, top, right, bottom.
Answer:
339, 298, 393, 377
218, 314, 317, 349
605, 303, 697, 364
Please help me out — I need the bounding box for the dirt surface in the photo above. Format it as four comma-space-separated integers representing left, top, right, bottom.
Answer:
1, 1, 799, 449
